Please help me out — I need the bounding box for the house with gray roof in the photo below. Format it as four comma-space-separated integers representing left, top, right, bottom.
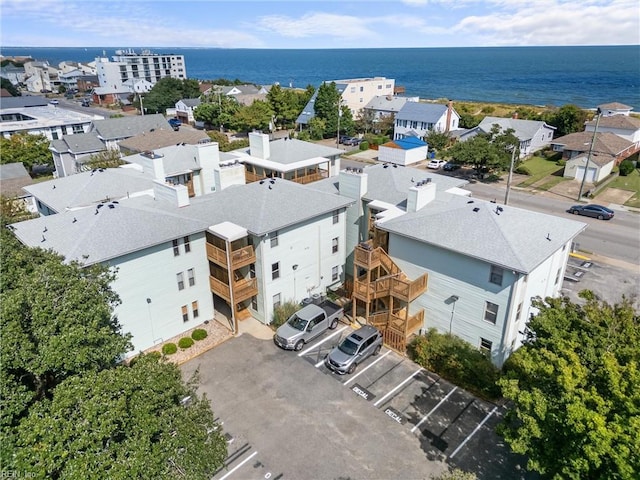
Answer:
332, 164, 586, 366
394, 101, 460, 140
364, 95, 414, 121
585, 114, 640, 149
89, 113, 171, 149
118, 126, 210, 155
49, 132, 108, 177
10, 174, 354, 356
0, 162, 33, 198
175, 98, 202, 124
229, 132, 343, 184
459, 116, 556, 158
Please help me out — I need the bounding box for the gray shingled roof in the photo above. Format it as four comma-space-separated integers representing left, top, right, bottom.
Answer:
180, 98, 201, 108
50, 132, 106, 154
365, 96, 409, 113
10, 200, 208, 265
23, 168, 154, 213
586, 115, 640, 130
125, 144, 205, 175
378, 193, 587, 273
396, 102, 448, 122
598, 102, 632, 111
91, 114, 170, 141
551, 131, 633, 156
478, 116, 555, 141
0, 162, 30, 180
118, 128, 210, 154
0, 96, 48, 109
11, 178, 354, 264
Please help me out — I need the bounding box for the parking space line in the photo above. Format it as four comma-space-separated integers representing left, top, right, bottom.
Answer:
218, 450, 258, 480
449, 406, 498, 458
410, 385, 457, 433
343, 350, 392, 385
298, 326, 348, 356
373, 368, 423, 407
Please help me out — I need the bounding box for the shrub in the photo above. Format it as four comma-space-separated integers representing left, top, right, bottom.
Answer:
178, 337, 194, 349
162, 343, 177, 355
359, 140, 369, 150
271, 301, 301, 329
557, 159, 566, 167
191, 328, 208, 341
619, 159, 635, 176
408, 329, 501, 400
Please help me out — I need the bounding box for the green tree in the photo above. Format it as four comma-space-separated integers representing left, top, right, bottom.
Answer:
267, 84, 305, 129
447, 135, 500, 173
545, 104, 589, 137
0, 196, 36, 223
355, 108, 377, 134
81, 149, 125, 171
13, 354, 227, 479
234, 99, 274, 132
1, 77, 20, 96
498, 293, 640, 479
0, 132, 51, 171
194, 92, 240, 130
425, 131, 450, 152
313, 82, 354, 139
143, 78, 201, 114
307, 116, 326, 140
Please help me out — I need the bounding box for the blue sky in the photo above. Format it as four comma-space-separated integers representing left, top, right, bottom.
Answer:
1, 0, 638, 49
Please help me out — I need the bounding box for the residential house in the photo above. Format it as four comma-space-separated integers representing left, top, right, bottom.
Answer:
552, 131, 635, 182
394, 101, 460, 140
363, 95, 417, 121
204, 84, 269, 106
0, 162, 34, 211
118, 127, 210, 155
458, 116, 556, 158
584, 114, 640, 152
597, 102, 633, 117
90, 114, 172, 151
49, 132, 108, 177
377, 136, 429, 166
23, 61, 56, 92
11, 174, 353, 356
57, 70, 85, 91
0, 63, 26, 86
175, 98, 202, 124
92, 86, 132, 106
123, 78, 154, 94
229, 132, 343, 184
297, 77, 395, 126
318, 164, 586, 366
77, 75, 99, 93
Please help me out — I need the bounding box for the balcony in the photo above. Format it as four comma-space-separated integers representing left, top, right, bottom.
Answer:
209, 276, 257, 304
353, 273, 427, 303
207, 243, 255, 269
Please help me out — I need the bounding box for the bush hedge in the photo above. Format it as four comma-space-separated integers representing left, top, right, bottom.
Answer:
272, 301, 301, 329
359, 140, 369, 150
191, 328, 208, 341
619, 159, 635, 176
408, 328, 501, 400
162, 343, 177, 355
178, 337, 194, 349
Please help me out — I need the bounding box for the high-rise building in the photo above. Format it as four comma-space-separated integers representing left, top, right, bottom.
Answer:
96, 49, 187, 90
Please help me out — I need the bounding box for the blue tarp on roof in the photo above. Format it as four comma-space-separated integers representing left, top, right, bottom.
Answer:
393, 136, 427, 150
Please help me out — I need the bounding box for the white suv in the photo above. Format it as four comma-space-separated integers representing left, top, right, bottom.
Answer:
427, 159, 446, 169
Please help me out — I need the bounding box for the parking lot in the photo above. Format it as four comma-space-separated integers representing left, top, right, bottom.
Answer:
182, 326, 533, 480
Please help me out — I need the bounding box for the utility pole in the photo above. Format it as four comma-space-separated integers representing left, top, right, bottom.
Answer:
139, 93, 144, 116
504, 145, 518, 205
578, 108, 602, 201
336, 97, 342, 148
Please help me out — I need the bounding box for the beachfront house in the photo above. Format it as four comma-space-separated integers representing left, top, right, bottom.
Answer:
393, 101, 460, 140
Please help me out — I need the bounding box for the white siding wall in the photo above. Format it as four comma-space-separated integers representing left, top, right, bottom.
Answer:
253, 212, 347, 324
378, 145, 428, 166
107, 232, 213, 356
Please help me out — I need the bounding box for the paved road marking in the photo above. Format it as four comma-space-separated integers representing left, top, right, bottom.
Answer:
343, 350, 392, 385
218, 450, 258, 480
410, 386, 458, 433
298, 326, 348, 356
373, 368, 423, 407
449, 406, 498, 458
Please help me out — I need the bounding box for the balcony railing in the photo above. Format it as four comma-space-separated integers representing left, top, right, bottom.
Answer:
353, 273, 427, 302
207, 243, 255, 269
209, 276, 258, 304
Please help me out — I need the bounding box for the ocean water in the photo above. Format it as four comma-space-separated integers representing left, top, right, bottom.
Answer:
2, 46, 639, 110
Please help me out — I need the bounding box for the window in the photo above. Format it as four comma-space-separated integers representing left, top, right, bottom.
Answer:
183, 236, 191, 253
270, 231, 279, 248
554, 267, 562, 285
173, 239, 180, 256
182, 305, 189, 322
272, 262, 280, 280
249, 263, 256, 278
489, 265, 504, 286
187, 268, 195, 287
176, 272, 185, 291
516, 302, 523, 321
359, 86, 364, 92
332, 237, 339, 254
192, 301, 199, 319
480, 338, 492, 353
332, 266, 339, 281
251, 296, 258, 310
484, 301, 499, 324
333, 211, 339, 224
377, 85, 382, 89
273, 293, 281, 309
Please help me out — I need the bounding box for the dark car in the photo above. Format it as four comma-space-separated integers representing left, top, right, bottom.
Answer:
339, 135, 351, 144
168, 117, 182, 130
568, 204, 614, 220
443, 162, 461, 171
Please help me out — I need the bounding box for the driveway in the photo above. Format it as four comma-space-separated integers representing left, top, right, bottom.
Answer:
181, 328, 533, 480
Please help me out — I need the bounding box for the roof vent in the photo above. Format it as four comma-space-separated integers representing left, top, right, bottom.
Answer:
473, 207, 480, 212
467, 200, 474, 204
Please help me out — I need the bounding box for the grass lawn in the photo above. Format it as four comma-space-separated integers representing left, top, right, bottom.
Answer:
516, 156, 564, 187
607, 169, 640, 208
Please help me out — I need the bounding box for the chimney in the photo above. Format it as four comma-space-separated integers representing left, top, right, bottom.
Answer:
195, 142, 221, 194
153, 180, 190, 207
214, 161, 245, 191
338, 168, 368, 200
445, 100, 453, 133
249, 132, 270, 160
140, 151, 165, 180
407, 179, 436, 212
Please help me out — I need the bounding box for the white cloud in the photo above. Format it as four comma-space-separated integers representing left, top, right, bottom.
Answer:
257, 12, 375, 40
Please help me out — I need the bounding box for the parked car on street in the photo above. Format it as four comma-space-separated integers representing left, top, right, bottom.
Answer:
443, 162, 461, 171
49, 99, 59, 105
324, 325, 383, 374
427, 159, 446, 169
343, 137, 362, 146
339, 135, 351, 144
274, 300, 344, 351
567, 204, 614, 220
